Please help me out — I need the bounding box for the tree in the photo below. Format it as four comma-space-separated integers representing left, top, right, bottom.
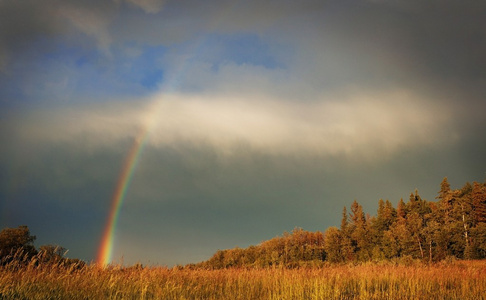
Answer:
437, 177, 451, 201
382, 229, 399, 259
38, 244, 67, 264
397, 198, 406, 220
323, 227, 344, 263
198, 177, 486, 268
472, 182, 486, 224
340, 206, 348, 232
406, 211, 425, 259
437, 179, 455, 224
384, 200, 397, 228
0, 225, 37, 263
349, 200, 372, 261
374, 199, 387, 233
386, 218, 413, 258
470, 223, 486, 259
422, 219, 441, 262
373, 199, 396, 234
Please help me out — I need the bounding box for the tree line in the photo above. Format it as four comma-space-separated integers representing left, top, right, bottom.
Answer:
0, 225, 84, 268
2, 177, 485, 269
197, 178, 486, 269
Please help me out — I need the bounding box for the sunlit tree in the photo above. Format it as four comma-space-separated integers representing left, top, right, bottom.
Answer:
0, 225, 37, 264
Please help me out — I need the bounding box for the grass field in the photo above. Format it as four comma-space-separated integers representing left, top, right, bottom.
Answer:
1, 260, 485, 299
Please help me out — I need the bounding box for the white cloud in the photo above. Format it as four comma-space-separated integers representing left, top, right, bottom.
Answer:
145, 90, 452, 158
9, 88, 453, 162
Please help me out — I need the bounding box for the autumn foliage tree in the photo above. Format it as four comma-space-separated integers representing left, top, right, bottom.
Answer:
199, 178, 486, 268
0, 225, 37, 264
200, 228, 326, 269
0, 225, 86, 268
321, 178, 486, 263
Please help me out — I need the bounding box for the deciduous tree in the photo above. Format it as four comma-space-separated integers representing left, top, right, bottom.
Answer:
0, 225, 37, 264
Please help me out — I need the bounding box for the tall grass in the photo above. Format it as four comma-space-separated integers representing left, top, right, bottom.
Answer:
1, 259, 485, 299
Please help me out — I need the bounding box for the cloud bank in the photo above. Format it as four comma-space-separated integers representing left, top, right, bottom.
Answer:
8, 87, 454, 162
1, 0, 485, 266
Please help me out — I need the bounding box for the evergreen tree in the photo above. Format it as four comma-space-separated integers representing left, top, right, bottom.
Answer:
199, 177, 486, 268
323, 227, 344, 263
397, 198, 406, 220
470, 223, 486, 258
340, 206, 348, 232
349, 200, 372, 261
437, 177, 451, 201
374, 199, 387, 233
472, 182, 486, 224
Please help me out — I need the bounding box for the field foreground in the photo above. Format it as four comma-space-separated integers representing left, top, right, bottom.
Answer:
1, 261, 485, 299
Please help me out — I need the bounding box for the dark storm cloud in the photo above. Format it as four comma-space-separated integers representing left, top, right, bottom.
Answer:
0, 1, 105, 68
1, 0, 485, 266
282, 0, 486, 93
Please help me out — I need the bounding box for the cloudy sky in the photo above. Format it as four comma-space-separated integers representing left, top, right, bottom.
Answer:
1, 0, 485, 266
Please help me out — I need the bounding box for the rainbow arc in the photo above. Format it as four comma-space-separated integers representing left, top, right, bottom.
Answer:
96, 3, 240, 266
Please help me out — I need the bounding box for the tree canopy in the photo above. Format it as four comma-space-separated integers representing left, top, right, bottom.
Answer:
198, 178, 486, 268
0, 225, 37, 263
2, 178, 485, 269
0, 225, 83, 267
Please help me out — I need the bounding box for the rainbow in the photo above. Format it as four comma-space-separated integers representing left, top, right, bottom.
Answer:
96, 128, 149, 266
96, 3, 240, 267
95, 40, 205, 267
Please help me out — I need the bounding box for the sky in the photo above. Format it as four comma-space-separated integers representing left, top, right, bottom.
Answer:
1, 0, 485, 266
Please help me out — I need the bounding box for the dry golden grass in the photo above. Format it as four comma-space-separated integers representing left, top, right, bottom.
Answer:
1, 260, 485, 299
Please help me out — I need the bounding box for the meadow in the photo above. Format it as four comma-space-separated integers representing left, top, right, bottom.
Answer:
1, 260, 485, 299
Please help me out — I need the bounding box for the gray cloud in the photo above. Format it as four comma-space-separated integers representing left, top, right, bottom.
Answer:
1, 0, 485, 266
124, 0, 167, 14
4, 130, 483, 265
2, 0, 485, 103
1, 97, 484, 266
